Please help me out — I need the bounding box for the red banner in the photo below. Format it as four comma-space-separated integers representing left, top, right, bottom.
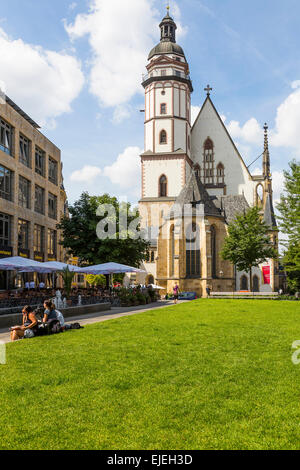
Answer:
262, 266, 271, 284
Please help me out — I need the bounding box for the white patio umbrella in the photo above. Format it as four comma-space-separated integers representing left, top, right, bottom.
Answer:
81, 262, 146, 275
41, 261, 87, 273
0, 256, 57, 273
147, 284, 165, 290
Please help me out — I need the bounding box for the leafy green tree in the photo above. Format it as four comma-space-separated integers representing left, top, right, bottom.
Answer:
277, 161, 300, 292
60, 267, 75, 298
221, 206, 277, 291
57, 192, 149, 267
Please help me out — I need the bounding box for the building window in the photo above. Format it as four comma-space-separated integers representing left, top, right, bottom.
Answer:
210, 225, 217, 279
151, 251, 155, 263
175, 70, 181, 77
170, 225, 175, 276
216, 163, 225, 185
48, 193, 57, 220
19, 134, 30, 167
48, 229, 57, 257
35, 147, 45, 177
159, 129, 167, 144
240, 275, 248, 291
194, 164, 201, 179
159, 175, 167, 197
34, 224, 44, 253
0, 213, 11, 247
48, 157, 58, 185
160, 103, 167, 115
0, 118, 12, 155
0, 165, 13, 201
253, 275, 259, 292
18, 176, 31, 209
35, 185, 45, 215
18, 219, 29, 250
161, 69, 166, 76
203, 138, 214, 184
186, 222, 201, 277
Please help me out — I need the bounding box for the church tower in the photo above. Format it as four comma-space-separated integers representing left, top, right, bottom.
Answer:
140, 9, 193, 201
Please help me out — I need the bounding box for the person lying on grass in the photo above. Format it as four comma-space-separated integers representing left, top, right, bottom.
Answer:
10, 305, 38, 341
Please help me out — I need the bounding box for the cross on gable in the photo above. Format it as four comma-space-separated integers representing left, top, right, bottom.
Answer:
204, 84, 212, 96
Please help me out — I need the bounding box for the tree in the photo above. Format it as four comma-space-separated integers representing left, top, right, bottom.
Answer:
221, 206, 277, 291
60, 267, 75, 298
277, 160, 300, 292
57, 192, 149, 267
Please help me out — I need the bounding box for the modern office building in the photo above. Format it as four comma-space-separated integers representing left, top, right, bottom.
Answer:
0, 95, 67, 288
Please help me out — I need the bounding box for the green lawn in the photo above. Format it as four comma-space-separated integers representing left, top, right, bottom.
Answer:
1, 300, 300, 450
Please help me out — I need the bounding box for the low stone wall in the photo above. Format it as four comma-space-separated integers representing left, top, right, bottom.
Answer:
210, 292, 279, 299
0, 302, 111, 330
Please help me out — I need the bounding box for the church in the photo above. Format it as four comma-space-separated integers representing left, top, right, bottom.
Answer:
137, 10, 279, 296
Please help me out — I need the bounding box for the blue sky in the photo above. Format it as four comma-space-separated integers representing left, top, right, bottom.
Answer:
1, 0, 299, 205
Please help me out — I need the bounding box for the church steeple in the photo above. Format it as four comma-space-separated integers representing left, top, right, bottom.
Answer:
159, 9, 177, 43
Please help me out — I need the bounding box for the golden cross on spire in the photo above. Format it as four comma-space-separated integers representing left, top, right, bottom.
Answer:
166, 2, 170, 14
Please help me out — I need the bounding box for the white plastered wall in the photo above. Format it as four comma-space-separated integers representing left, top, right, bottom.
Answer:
143, 159, 184, 198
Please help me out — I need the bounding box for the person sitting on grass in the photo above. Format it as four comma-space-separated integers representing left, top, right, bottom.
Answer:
10, 305, 38, 341
43, 300, 58, 323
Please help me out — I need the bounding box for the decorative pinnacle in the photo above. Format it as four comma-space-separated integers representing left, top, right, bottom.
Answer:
264, 123, 269, 150
204, 84, 212, 96
166, 2, 170, 15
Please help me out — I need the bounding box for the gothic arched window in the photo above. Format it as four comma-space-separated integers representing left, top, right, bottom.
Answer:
203, 138, 214, 184
160, 129, 167, 144
159, 175, 167, 197
194, 164, 201, 180
240, 275, 248, 291
216, 163, 225, 185
170, 225, 175, 276
253, 275, 259, 292
256, 184, 264, 206
186, 222, 201, 278
210, 225, 217, 278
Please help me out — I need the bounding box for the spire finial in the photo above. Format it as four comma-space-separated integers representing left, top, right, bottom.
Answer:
166, 2, 170, 15
204, 84, 212, 96
263, 122, 271, 178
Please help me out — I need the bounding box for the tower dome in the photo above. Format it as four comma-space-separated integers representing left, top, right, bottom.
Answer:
148, 11, 186, 60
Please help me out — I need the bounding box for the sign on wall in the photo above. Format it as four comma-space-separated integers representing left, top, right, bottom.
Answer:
262, 266, 271, 284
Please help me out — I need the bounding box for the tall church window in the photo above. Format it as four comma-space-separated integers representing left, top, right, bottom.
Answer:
186, 222, 201, 278
240, 275, 248, 291
210, 225, 217, 278
256, 184, 264, 206
253, 275, 259, 292
203, 138, 214, 184
159, 175, 167, 197
170, 225, 175, 276
160, 129, 167, 144
216, 163, 225, 185
194, 164, 201, 179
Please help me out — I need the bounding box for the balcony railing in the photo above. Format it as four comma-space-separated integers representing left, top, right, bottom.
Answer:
142, 71, 192, 82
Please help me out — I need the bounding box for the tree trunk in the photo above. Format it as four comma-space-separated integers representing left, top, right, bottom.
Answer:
249, 266, 253, 292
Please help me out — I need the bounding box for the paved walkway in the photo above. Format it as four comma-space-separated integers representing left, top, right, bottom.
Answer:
0, 300, 181, 344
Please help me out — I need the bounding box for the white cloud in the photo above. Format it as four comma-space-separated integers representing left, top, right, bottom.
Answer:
112, 104, 131, 124
0, 27, 84, 128
272, 170, 285, 204
191, 105, 200, 125
271, 83, 300, 153
69, 2, 77, 10
103, 146, 142, 190
227, 117, 262, 145
64, 0, 186, 109
70, 165, 102, 182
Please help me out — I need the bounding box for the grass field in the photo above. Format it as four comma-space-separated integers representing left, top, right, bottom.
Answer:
1, 299, 300, 450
